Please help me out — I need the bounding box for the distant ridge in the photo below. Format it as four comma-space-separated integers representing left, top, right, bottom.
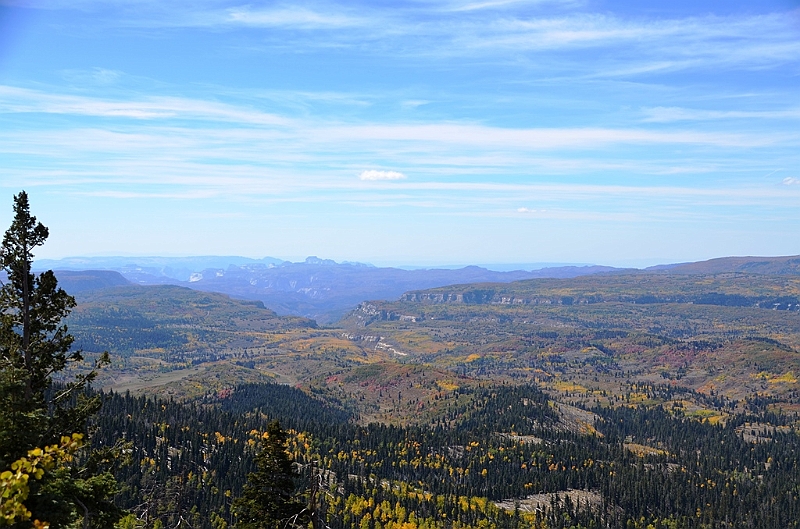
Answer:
34, 256, 619, 322
647, 255, 800, 275
37, 254, 800, 321
528, 265, 620, 278
35, 256, 285, 282
52, 270, 131, 294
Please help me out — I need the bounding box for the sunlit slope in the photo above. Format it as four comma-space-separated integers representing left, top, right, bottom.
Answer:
62, 272, 800, 415
66, 285, 371, 394
394, 272, 800, 306
660, 255, 800, 275
70, 285, 315, 354
339, 273, 800, 409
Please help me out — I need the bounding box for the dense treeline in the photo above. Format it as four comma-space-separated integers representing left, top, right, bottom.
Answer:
69, 306, 188, 353
593, 405, 800, 527
218, 383, 353, 424
94, 382, 353, 528
90, 382, 800, 529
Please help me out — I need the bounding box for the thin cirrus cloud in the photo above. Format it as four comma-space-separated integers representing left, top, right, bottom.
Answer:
0, 86, 290, 125
468, 15, 664, 48
0, 125, 763, 198
33, 2, 798, 73
426, 11, 799, 60
643, 106, 800, 123
436, 27, 800, 82
4, 87, 787, 152
359, 170, 407, 181
317, 123, 782, 149
77, 189, 222, 200
61, 67, 124, 85
442, 0, 571, 12
225, 6, 364, 29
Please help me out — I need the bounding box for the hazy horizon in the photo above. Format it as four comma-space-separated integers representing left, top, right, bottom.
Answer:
33, 252, 793, 273
33, 253, 602, 270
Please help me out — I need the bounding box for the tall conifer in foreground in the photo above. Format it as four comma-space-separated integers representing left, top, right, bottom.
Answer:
233, 420, 307, 529
0, 191, 123, 528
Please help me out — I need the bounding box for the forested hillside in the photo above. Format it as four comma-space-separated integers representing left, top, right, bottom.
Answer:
92, 382, 800, 528
11, 255, 800, 528
337, 273, 800, 417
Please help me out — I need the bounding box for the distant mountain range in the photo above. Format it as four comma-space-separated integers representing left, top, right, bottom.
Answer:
36, 256, 284, 283
40, 256, 618, 322
646, 255, 800, 275
40, 254, 800, 323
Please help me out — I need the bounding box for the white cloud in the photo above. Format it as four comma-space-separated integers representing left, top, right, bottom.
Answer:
359, 170, 407, 181
77, 189, 220, 199
24, 86, 769, 150
0, 86, 290, 125
783, 177, 800, 186
226, 6, 362, 29
643, 106, 800, 123
61, 67, 123, 85
401, 100, 430, 108
321, 123, 781, 149
445, 0, 561, 12
11, 3, 799, 84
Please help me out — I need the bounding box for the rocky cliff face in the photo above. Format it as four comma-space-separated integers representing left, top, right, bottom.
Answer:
347, 302, 423, 327
399, 289, 577, 306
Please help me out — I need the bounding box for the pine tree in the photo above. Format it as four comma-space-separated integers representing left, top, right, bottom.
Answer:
0, 191, 123, 528
233, 421, 307, 529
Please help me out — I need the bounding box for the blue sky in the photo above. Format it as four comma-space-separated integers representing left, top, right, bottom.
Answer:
0, 0, 798, 267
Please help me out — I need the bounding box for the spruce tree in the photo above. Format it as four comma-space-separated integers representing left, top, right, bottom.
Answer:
0, 191, 123, 528
233, 421, 307, 529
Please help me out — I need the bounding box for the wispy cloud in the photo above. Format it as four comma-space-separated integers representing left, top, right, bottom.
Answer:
444, 0, 566, 12
401, 100, 430, 108
61, 67, 123, 85
431, 11, 800, 80
643, 106, 800, 123
0, 86, 290, 125
20, 2, 798, 77
5, 86, 789, 151
225, 6, 363, 29
77, 189, 221, 200
317, 123, 785, 149
359, 170, 407, 181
